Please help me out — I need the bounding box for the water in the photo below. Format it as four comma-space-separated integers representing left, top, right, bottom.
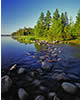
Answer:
1, 36, 36, 69
1, 36, 80, 75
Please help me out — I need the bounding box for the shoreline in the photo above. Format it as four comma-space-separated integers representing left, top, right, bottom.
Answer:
11, 35, 80, 45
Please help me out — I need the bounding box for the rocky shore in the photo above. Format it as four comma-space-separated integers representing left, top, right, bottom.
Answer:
1, 42, 80, 100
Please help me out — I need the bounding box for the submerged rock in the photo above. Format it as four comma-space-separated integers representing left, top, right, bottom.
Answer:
32, 79, 41, 86
1, 75, 12, 93
48, 92, 60, 100
61, 82, 77, 94
18, 88, 28, 100
18, 68, 26, 74
41, 61, 53, 71
39, 86, 48, 92
35, 95, 44, 100
40, 56, 45, 60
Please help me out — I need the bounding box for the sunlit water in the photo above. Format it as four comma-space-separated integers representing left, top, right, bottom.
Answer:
1, 36, 80, 76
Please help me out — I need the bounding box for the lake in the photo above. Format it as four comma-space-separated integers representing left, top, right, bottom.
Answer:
1, 36, 80, 76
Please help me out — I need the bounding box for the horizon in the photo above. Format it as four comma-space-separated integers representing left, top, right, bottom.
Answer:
1, 0, 80, 34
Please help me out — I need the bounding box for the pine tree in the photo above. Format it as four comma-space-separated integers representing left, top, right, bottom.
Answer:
34, 12, 45, 36
74, 8, 80, 36
44, 10, 51, 35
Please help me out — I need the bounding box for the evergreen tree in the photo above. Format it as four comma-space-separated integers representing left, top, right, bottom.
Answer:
44, 10, 51, 36
64, 12, 68, 26
34, 12, 45, 36
74, 8, 80, 36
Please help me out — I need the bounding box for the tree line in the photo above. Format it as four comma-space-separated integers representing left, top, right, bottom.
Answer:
11, 8, 80, 41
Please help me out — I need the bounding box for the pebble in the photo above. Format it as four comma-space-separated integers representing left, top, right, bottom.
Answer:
18, 88, 28, 100
61, 82, 77, 94
1, 75, 12, 93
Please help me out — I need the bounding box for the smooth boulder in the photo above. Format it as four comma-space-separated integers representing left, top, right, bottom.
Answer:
61, 82, 77, 94
1, 75, 12, 93
18, 88, 28, 100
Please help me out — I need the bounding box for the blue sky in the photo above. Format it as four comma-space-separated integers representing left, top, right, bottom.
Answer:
1, 0, 80, 34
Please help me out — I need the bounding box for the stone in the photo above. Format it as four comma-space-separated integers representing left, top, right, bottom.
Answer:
40, 56, 45, 60
68, 74, 79, 80
39, 86, 48, 92
32, 79, 41, 86
18, 68, 26, 74
48, 92, 56, 97
29, 71, 35, 77
57, 58, 61, 61
48, 92, 60, 100
61, 82, 77, 94
41, 61, 53, 71
25, 75, 33, 82
1, 75, 12, 93
26, 53, 30, 55
35, 95, 44, 100
52, 73, 68, 80
18, 88, 28, 100
75, 83, 80, 88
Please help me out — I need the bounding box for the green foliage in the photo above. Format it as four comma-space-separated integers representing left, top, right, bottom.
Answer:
11, 27, 33, 36
11, 8, 80, 42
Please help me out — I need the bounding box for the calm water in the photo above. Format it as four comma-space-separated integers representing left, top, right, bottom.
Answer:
1, 36, 80, 75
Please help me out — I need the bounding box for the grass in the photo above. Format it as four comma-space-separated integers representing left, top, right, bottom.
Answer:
14, 35, 80, 45
68, 39, 80, 44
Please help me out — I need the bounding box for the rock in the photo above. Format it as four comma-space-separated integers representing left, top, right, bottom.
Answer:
40, 56, 45, 60
29, 71, 35, 77
41, 61, 53, 71
32, 79, 41, 86
32, 56, 36, 58
52, 73, 68, 80
18, 68, 26, 74
39, 86, 48, 92
68, 74, 79, 80
26, 53, 30, 55
47, 60, 53, 63
35, 95, 44, 100
75, 83, 80, 88
1, 75, 12, 93
25, 75, 33, 81
18, 88, 28, 100
61, 82, 77, 94
48, 92, 60, 100
57, 58, 61, 61
48, 92, 56, 97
